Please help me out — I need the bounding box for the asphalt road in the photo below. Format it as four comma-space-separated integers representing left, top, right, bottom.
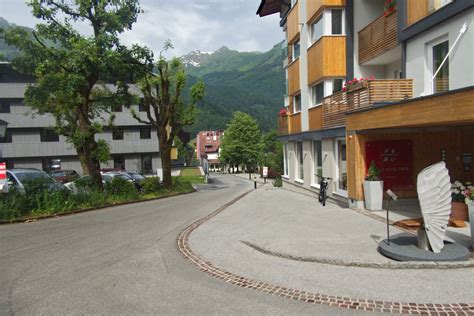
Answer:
0, 174, 376, 315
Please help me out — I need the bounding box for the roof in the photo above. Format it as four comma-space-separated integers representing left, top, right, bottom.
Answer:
256, 0, 283, 17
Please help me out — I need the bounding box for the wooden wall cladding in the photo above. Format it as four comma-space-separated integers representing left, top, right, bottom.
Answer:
308, 106, 323, 131
289, 113, 302, 134
307, 36, 346, 86
307, 0, 345, 23
287, 2, 300, 43
288, 59, 300, 96
406, 0, 429, 26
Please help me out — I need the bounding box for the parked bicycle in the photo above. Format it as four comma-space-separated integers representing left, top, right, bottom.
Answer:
318, 176, 332, 206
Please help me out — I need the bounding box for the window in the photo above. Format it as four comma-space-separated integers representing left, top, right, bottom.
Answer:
40, 129, 59, 142
113, 156, 125, 170
113, 105, 123, 112
140, 127, 151, 139
432, 40, 449, 93
336, 138, 347, 195
290, 0, 297, 7
311, 16, 323, 44
313, 140, 323, 184
331, 9, 343, 35
0, 102, 11, 113
333, 79, 344, 93
429, 0, 453, 13
139, 98, 147, 112
283, 143, 289, 176
112, 128, 124, 140
311, 82, 324, 106
141, 154, 152, 174
293, 40, 300, 61
296, 141, 304, 181
293, 94, 301, 113
0, 130, 12, 143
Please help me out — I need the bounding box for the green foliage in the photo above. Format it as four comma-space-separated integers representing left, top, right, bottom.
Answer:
1, 1, 148, 188
132, 47, 205, 190
104, 177, 139, 200
260, 130, 283, 176
141, 177, 162, 194
273, 177, 283, 187
220, 112, 263, 169
172, 177, 195, 193
366, 160, 380, 181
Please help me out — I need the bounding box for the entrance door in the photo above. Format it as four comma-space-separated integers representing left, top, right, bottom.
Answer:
335, 138, 347, 197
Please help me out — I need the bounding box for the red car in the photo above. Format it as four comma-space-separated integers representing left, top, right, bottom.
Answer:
50, 170, 80, 184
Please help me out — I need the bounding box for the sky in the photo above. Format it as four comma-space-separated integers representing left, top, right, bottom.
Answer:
0, 0, 283, 57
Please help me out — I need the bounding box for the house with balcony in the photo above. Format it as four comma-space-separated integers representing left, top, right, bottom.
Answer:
196, 131, 224, 172
0, 63, 162, 175
258, 0, 474, 209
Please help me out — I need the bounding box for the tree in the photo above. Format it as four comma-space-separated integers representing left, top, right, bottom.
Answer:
220, 112, 262, 174
132, 47, 205, 190
1, 0, 147, 190
260, 130, 283, 176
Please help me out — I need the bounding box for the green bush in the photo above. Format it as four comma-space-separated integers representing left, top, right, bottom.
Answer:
273, 177, 283, 188
172, 177, 194, 193
141, 176, 162, 194
105, 177, 139, 200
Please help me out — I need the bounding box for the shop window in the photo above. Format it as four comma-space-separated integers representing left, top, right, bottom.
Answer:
141, 154, 152, 174
336, 139, 347, 194
313, 140, 323, 185
283, 143, 289, 176
40, 129, 59, 142
296, 141, 304, 181
0, 130, 12, 143
113, 156, 125, 170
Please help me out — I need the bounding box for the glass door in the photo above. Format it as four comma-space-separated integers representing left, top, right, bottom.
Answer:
335, 138, 347, 197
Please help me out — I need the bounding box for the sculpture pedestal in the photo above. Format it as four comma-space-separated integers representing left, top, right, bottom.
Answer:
378, 234, 469, 262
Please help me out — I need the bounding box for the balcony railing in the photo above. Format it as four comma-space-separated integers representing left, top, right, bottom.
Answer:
358, 10, 398, 64
277, 113, 302, 136
322, 79, 413, 129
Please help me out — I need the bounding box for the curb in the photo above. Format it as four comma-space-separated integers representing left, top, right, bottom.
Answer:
241, 241, 474, 269
176, 189, 474, 315
0, 188, 196, 225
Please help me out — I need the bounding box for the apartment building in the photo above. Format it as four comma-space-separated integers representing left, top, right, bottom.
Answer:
0, 63, 162, 174
196, 130, 224, 172
258, 0, 474, 208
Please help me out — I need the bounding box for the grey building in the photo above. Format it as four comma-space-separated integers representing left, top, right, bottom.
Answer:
0, 63, 161, 175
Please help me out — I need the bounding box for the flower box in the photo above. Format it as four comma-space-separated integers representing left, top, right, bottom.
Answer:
347, 81, 368, 93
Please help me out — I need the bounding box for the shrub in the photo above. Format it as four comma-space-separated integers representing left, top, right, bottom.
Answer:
273, 177, 283, 187
172, 177, 194, 193
105, 177, 138, 200
141, 176, 162, 194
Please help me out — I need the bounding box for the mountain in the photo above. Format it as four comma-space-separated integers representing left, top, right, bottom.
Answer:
0, 17, 285, 134
181, 43, 285, 135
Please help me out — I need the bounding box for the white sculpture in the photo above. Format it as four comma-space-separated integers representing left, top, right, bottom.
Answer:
417, 161, 452, 253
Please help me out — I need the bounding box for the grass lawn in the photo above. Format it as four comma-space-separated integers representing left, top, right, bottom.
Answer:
179, 167, 205, 184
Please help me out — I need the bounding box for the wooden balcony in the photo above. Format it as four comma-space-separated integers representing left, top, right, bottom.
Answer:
307, 0, 345, 23
307, 36, 346, 86
288, 58, 300, 96
358, 10, 398, 64
308, 106, 323, 131
287, 1, 300, 43
322, 79, 413, 129
277, 113, 302, 136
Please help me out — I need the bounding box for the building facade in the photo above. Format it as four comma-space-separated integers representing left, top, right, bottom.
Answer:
0, 63, 162, 175
258, 0, 474, 208
196, 130, 224, 172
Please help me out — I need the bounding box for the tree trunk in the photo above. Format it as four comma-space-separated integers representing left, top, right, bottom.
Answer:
77, 138, 103, 191
159, 132, 173, 190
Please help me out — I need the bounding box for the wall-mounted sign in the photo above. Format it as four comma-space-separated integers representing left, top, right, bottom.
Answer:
366, 140, 413, 190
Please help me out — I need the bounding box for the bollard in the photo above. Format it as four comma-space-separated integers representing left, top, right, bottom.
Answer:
254, 180, 257, 189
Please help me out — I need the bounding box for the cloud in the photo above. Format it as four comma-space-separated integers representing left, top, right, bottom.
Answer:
1, 0, 283, 57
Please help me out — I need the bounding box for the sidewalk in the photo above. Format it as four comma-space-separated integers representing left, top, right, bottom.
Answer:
186, 183, 474, 310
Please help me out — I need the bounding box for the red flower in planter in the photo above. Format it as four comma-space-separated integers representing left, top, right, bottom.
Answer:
278, 108, 288, 117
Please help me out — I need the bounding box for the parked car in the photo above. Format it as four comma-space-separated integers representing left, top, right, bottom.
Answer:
51, 169, 80, 184
64, 175, 106, 194
6, 168, 66, 193
102, 172, 139, 189
123, 171, 146, 189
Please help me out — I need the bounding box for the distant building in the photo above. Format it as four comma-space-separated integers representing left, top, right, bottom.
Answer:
196, 131, 224, 172
0, 63, 162, 174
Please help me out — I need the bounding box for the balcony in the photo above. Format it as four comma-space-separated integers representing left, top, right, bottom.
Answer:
277, 113, 302, 136
307, 36, 346, 85
358, 10, 398, 65
322, 79, 413, 129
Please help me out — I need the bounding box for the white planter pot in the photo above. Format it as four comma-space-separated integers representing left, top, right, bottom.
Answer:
468, 201, 474, 249
364, 180, 384, 211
